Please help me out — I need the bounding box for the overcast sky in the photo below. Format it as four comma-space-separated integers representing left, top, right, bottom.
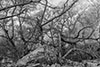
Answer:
48, 0, 66, 6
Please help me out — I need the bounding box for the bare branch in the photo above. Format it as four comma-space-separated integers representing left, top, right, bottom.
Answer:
40, 0, 48, 24
40, 2, 57, 9
75, 26, 93, 38
63, 48, 93, 59
18, 15, 26, 42
11, 7, 17, 39
0, 9, 25, 20
0, 0, 41, 12
86, 29, 95, 38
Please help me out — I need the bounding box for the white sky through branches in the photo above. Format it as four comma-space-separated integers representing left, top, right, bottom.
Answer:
48, 0, 66, 6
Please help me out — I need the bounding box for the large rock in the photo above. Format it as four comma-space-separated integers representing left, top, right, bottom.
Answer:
16, 46, 44, 66
64, 49, 94, 62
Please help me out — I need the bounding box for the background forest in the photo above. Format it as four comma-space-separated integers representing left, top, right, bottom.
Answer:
0, 0, 100, 67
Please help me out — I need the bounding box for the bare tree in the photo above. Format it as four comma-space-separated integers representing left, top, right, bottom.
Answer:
1, 0, 100, 67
